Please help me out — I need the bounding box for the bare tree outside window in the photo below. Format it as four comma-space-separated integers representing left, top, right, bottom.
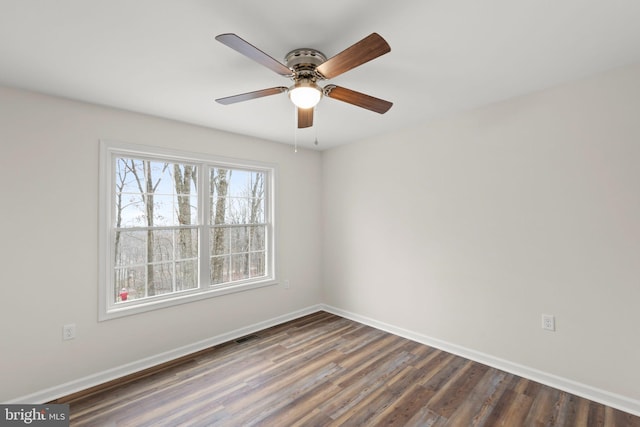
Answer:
101, 141, 274, 319
174, 164, 197, 289
211, 168, 229, 284
114, 158, 198, 302
210, 168, 266, 285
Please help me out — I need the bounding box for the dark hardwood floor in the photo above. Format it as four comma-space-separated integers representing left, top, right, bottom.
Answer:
60, 311, 640, 426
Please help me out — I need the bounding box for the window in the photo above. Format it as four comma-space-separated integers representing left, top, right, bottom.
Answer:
99, 140, 275, 320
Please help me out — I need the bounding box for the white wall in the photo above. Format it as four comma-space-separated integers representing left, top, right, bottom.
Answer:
322, 64, 640, 404
2, 62, 640, 410
0, 86, 322, 402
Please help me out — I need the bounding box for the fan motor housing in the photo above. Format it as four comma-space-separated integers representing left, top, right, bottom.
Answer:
285, 48, 327, 78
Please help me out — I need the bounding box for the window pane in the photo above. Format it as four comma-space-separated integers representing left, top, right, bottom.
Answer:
115, 158, 198, 228
227, 170, 248, 197
230, 226, 249, 254
210, 196, 228, 225
231, 254, 249, 281
115, 230, 147, 266
250, 197, 265, 223
152, 194, 177, 226
150, 263, 173, 296
210, 168, 230, 225
249, 226, 265, 251
175, 228, 198, 260
173, 164, 198, 194
118, 200, 147, 228
228, 197, 248, 224
250, 252, 266, 278
250, 171, 265, 223
209, 168, 265, 226
176, 195, 197, 225
211, 255, 229, 284
116, 158, 146, 194
210, 227, 229, 256
114, 266, 145, 301
151, 229, 174, 262
176, 260, 197, 291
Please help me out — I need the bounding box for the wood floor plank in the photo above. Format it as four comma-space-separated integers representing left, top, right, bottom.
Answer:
403, 405, 449, 427
426, 359, 490, 419
59, 311, 640, 426
587, 401, 607, 426
523, 385, 561, 426
370, 383, 437, 426
326, 349, 417, 423
443, 368, 512, 426
257, 381, 342, 426
606, 405, 640, 427
490, 389, 536, 426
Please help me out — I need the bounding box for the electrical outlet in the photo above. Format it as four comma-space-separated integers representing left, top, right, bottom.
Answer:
63, 324, 76, 340
541, 314, 555, 332
283, 279, 290, 290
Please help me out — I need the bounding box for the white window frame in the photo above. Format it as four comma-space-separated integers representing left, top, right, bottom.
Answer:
99, 140, 277, 321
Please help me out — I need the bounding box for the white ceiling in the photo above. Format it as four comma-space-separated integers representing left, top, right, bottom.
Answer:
2, 1, 640, 150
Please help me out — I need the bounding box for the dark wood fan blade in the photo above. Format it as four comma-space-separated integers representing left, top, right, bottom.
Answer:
316, 33, 390, 80
216, 33, 293, 77
216, 87, 288, 105
324, 85, 393, 114
298, 107, 314, 128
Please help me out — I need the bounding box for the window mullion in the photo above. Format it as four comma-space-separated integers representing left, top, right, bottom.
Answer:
199, 163, 210, 290
172, 228, 177, 293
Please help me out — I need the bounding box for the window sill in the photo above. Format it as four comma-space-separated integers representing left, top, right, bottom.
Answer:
99, 279, 278, 321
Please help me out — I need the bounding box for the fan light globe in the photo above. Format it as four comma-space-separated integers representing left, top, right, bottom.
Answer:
289, 81, 322, 109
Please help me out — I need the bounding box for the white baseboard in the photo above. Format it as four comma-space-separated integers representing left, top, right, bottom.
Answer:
7, 305, 323, 404
11, 303, 640, 418
320, 304, 640, 417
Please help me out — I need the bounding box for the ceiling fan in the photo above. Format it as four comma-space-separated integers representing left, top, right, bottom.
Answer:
215, 33, 393, 129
